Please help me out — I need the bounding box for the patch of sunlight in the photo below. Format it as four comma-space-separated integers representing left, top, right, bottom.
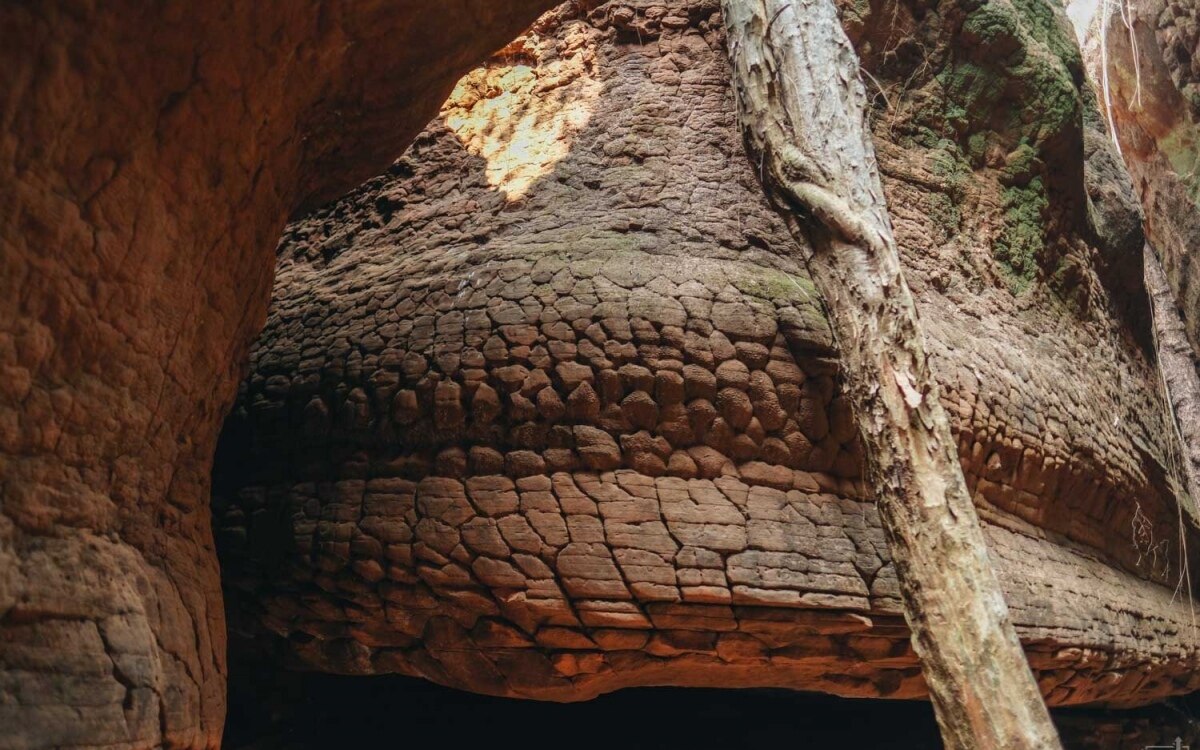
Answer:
1065, 0, 1099, 45
444, 60, 601, 201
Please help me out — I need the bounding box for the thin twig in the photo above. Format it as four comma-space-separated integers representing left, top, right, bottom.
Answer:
766, 3, 792, 39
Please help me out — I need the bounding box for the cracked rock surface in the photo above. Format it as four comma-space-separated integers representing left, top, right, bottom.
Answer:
215, 0, 1200, 710
0, 2, 555, 747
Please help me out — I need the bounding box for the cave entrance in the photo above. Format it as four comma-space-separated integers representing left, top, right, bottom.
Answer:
225, 670, 944, 749
224, 665, 1196, 749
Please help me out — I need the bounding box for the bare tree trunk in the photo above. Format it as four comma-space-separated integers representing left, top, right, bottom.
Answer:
719, 2, 1062, 747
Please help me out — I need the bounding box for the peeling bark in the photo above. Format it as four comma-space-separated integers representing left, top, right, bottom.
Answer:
719, 1, 1062, 747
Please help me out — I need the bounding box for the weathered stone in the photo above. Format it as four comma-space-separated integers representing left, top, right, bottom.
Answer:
211, 0, 1200, 718
574, 426, 622, 470
1, 0, 559, 745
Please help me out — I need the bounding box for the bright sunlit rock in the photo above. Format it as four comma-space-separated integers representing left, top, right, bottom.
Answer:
445, 59, 600, 201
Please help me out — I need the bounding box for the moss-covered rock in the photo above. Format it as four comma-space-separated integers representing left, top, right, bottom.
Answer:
996, 175, 1049, 292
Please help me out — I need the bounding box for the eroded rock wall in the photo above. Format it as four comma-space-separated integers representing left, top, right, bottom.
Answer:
1079, 0, 1200, 514
1083, 0, 1200, 346
0, 3, 556, 748
215, 0, 1200, 709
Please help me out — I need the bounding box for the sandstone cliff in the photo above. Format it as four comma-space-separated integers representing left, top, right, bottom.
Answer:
4, 0, 1199, 746
0, 3, 556, 747
1079, 0, 1200, 518
214, 0, 1200, 712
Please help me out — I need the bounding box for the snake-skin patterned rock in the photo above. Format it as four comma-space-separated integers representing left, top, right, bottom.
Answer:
214, 0, 1200, 708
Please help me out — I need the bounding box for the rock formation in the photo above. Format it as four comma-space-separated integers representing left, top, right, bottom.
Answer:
1079, 0, 1200, 513
1084, 0, 1200, 354
0, 2, 556, 747
214, 0, 1200, 712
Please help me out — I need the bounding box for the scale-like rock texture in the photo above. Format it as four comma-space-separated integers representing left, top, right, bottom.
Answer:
0, 2, 556, 748
215, 0, 1200, 710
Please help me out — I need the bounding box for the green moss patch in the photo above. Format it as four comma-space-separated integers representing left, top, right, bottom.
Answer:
995, 176, 1049, 293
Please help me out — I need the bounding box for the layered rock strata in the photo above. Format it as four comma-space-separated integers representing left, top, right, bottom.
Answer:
215, 0, 1200, 710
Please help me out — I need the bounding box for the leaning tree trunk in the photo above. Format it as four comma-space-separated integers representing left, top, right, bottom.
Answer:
719, 1, 1062, 747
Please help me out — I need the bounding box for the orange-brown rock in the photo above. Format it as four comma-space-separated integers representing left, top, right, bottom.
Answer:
1080, 0, 1200, 505
215, 0, 1200, 713
0, 2, 556, 747
1083, 0, 1200, 352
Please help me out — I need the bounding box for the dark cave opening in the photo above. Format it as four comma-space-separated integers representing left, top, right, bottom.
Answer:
225, 670, 944, 749
224, 663, 1199, 749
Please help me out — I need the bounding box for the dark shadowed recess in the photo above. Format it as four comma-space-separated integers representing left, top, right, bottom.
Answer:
224, 659, 1200, 749
227, 673, 944, 748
